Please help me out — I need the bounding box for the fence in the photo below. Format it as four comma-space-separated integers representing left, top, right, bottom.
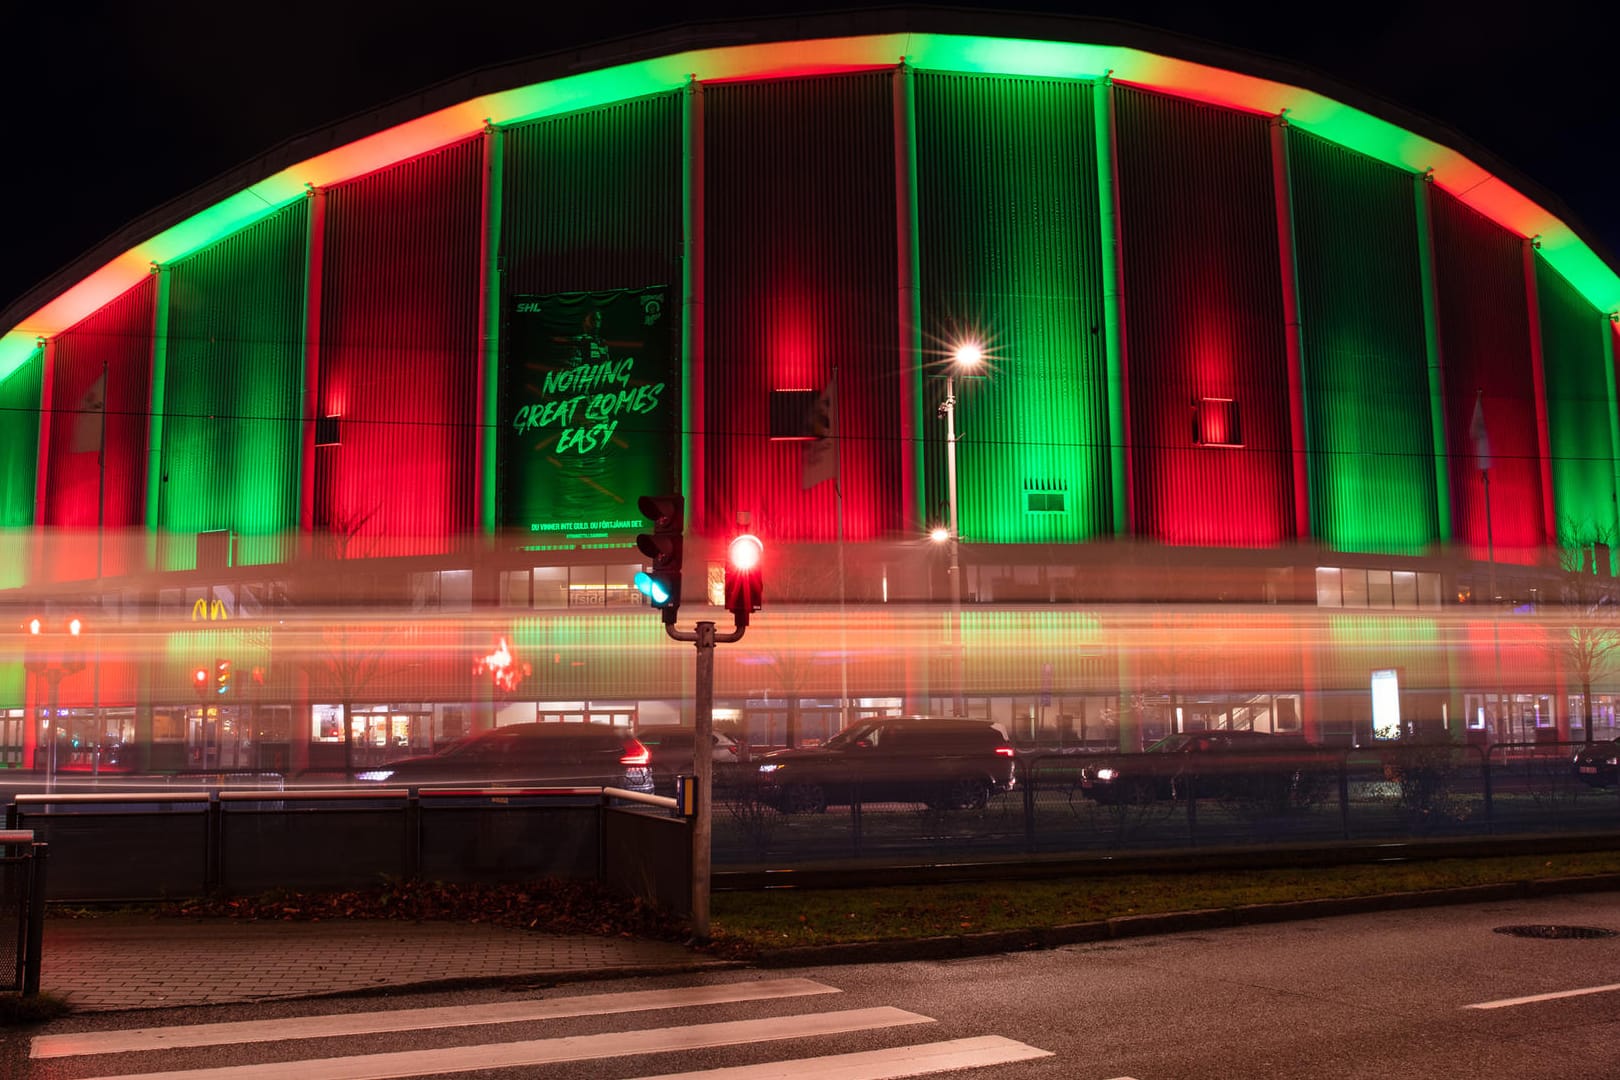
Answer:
709, 740, 1620, 865
0, 830, 47, 996
7, 787, 689, 914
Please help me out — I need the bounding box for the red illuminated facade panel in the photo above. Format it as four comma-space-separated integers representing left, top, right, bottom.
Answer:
41, 276, 156, 581
702, 73, 901, 540
313, 138, 484, 557
1429, 188, 1545, 566
1112, 87, 1294, 546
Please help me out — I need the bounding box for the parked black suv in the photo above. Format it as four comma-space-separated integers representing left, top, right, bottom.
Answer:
354, 723, 655, 793
754, 717, 1017, 813
1079, 729, 1327, 807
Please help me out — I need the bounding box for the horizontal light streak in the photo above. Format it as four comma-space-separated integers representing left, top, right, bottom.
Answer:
4, 29, 1614, 382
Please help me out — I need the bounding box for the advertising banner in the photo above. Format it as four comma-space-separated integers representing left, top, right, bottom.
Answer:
503, 286, 674, 538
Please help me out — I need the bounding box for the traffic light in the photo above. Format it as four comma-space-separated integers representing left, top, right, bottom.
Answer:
192, 667, 210, 700
635, 493, 685, 623
724, 533, 764, 625
214, 658, 232, 697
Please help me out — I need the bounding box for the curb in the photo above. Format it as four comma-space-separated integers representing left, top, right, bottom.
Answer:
749, 873, 1620, 968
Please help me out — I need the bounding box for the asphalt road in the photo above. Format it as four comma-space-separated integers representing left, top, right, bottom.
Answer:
7, 890, 1619, 1079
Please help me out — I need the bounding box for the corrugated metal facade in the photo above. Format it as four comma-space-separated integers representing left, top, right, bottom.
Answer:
162, 200, 309, 570
501, 93, 682, 296
702, 73, 900, 541
1286, 128, 1437, 553
0, 348, 41, 591
1429, 188, 1544, 565
1534, 253, 1614, 537
1112, 86, 1293, 546
42, 276, 156, 581
314, 138, 484, 557
913, 73, 1112, 543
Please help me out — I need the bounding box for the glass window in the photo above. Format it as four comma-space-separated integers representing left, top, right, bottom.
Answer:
500, 570, 529, 608
440, 570, 472, 612
1392, 571, 1418, 609
534, 566, 568, 608
1366, 569, 1393, 608
1341, 568, 1369, 608
1417, 572, 1442, 609
1315, 567, 1342, 607
410, 572, 438, 612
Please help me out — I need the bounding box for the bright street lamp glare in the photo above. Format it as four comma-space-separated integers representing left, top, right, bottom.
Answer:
28, 617, 40, 635
953, 342, 984, 367
68, 618, 82, 636
930, 527, 949, 543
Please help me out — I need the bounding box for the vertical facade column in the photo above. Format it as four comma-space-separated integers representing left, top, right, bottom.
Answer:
31, 337, 55, 583
1269, 114, 1311, 541
297, 186, 327, 552
475, 123, 505, 540
1413, 173, 1453, 546
1522, 238, 1558, 545
144, 264, 171, 570
1093, 73, 1131, 536
683, 77, 705, 534
895, 61, 924, 537
1605, 314, 1620, 545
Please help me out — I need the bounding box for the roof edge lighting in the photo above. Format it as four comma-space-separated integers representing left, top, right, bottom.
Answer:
3, 26, 1615, 374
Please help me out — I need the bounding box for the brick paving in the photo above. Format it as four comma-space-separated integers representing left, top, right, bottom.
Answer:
40, 915, 721, 1012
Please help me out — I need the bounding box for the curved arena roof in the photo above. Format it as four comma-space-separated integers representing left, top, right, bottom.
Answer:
2, 9, 1616, 382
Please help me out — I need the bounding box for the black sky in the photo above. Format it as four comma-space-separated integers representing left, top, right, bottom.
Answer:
5, 1, 1616, 318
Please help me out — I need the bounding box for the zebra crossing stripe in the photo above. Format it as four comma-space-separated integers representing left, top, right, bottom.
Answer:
625, 1034, 1054, 1078
76, 1006, 934, 1080
32, 978, 841, 1059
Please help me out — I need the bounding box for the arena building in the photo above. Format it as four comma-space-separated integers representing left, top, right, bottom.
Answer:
2, 10, 1618, 778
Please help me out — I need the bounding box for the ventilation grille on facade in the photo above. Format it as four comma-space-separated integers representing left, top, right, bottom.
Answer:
1024, 478, 1067, 513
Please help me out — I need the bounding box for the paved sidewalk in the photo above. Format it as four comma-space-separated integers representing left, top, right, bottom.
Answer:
40, 915, 726, 1013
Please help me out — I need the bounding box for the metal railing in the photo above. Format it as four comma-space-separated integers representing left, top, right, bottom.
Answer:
0, 830, 47, 997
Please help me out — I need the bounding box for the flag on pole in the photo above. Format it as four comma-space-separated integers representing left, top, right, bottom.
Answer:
70, 370, 106, 454
1469, 391, 1492, 472
802, 376, 838, 489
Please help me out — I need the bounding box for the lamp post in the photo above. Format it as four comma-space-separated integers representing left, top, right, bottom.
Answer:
939, 342, 982, 717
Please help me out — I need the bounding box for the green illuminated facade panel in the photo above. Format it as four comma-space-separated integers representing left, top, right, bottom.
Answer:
159, 202, 308, 569
1534, 254, 1616, 539
1287, 129, 1437, 553
914, 74, 1111, 543
0, 347, 41, 591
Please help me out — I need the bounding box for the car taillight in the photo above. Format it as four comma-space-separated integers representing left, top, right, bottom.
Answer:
995, 745, 1016, 758
726, 744, 738, 756
621, 738, 650, 766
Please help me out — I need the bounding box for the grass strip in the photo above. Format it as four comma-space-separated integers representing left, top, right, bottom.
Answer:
708, 851, 1620, 953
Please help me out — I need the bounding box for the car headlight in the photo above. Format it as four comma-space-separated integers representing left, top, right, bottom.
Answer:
1607, 758, 1619, 767
1094, 767, 1117, 781
355, 770, 395, 782
758, 763, 782, 773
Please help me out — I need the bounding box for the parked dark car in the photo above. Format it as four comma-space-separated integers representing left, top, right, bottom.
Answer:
754, 717, 1017, 813
353, 723, 654, 793
1079, 729, 1328, 807
1573, 739, 1620, 787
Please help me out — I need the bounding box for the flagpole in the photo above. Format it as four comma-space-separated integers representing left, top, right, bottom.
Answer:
1475, 388, 1510, 744
834, 366, 848, 732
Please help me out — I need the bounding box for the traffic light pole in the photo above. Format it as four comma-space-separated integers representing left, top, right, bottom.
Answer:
663, 617, 746, 942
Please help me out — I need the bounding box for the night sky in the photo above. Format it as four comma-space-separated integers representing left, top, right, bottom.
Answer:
5, 1, 1616, 318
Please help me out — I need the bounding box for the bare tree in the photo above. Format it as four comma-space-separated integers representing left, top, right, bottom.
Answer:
1551, 518, 1620, 744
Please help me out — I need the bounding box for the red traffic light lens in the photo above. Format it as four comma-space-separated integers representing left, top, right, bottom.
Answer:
728, 533, 763, 571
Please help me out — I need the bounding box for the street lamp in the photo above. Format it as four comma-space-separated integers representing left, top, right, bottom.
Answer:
939, 341, 983, 717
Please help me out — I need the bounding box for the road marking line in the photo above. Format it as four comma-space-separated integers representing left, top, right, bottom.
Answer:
625, 1034, 1053, 1078
1465, 982, 1620, 1009
77, 1006, 933, 1080
33, 978, 841, 1059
